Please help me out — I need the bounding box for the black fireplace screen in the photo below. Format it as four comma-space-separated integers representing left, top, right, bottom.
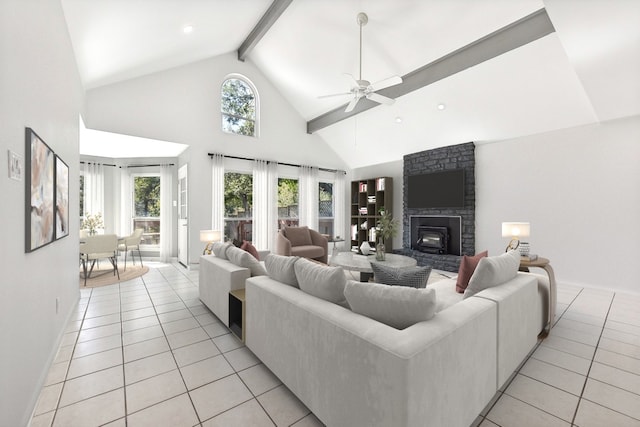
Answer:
414, 226, 449, 254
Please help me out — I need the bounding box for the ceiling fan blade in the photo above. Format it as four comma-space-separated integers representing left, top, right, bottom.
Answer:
369, 75, 403, 91
343, 73, 360, 87
366, 92, 395, 106
345, 97, 360, 112
318, 92, 352, 99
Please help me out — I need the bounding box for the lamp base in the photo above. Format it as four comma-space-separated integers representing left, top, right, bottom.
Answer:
203, 243, 213, 255
505, 238, 520, 252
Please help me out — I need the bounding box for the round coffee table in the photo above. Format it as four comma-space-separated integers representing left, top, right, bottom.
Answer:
330, 252, 417, 282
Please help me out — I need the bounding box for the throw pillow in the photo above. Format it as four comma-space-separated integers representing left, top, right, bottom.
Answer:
212, 242, 232, 260
463, 250, 520, 299
294, 257, 347, 305
455, 250, 488, 293
344, 280, 436, 329
284, 226, 312, 247
226, 246, 267, 277
264, 254, 300, 288
371, 263, 432, 288
240, 240, 260, 260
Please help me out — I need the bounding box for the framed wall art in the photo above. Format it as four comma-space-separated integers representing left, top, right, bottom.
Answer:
25, 128, 55, 252
55, 155, 69, 240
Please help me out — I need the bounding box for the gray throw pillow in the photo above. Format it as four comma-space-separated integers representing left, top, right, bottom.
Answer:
344, 280, 436, 329
212, 242, 232, 259
294, 257, 347, 305
264, 254, 300, 287
226, 246, 267, 277
371, 263, 432, 288
464, 250, 520, 299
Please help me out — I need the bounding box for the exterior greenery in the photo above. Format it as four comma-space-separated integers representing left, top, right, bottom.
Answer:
134, 176, 160, 217
221, 78, 256, 137
225, 172, 253, 217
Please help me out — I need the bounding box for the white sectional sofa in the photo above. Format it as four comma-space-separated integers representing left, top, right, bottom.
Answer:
244, 252, 547, 427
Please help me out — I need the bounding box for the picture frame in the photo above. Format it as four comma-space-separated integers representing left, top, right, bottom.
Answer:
55, 155, 69, 240
8, 149, 23, 181
25, 128, 55, 252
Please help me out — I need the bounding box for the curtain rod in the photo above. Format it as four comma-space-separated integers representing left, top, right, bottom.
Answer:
207, 153, 345, 174
80, 161, 174, 168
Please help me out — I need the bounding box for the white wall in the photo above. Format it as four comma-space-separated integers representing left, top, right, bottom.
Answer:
352, 160, 404, 251
476, 115, 640, 294
0, 0, 84, 425
84, 53, 347, 264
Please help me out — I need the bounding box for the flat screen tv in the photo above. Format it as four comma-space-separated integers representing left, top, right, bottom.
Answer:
408, 169, 465, 208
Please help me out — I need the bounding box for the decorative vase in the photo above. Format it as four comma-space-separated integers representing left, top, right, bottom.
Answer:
376, 243, 386, 261
360, 241, 372, 256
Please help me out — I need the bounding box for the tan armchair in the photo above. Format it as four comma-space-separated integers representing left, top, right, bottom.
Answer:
276, 226, 328, 264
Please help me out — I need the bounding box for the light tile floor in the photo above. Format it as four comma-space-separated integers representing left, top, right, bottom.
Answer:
30, 263, 640, 426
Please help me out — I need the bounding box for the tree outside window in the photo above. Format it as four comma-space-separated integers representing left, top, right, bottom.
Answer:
221, 78, 256, 137
278, 178, 299, 228
224, 172, 253, 241
319, 182, 334, 237
133, 175, 160, 246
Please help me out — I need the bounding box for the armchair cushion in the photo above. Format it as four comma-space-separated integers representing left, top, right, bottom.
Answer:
284, 226, 312, 246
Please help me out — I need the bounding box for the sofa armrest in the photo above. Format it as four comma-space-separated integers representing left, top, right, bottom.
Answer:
199, 255, 250, 326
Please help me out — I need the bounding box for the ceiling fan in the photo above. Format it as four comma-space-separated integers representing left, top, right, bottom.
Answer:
319, 12, 403, 113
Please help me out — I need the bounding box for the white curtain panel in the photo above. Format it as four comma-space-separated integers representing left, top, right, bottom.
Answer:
252, 160, 268, 249
160, 163, 173, 262
119, 169, 132, 237
267, 161, 278, 251
211, 154, 225, 233
83, 162, 104, 218
334, 171, 346, 240
299, 165, 319, 229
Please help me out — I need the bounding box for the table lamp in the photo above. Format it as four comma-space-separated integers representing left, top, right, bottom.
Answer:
501, 222, 530, 252
200, 230, 221, 255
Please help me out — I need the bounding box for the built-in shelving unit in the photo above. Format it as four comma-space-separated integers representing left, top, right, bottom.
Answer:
350, 177, 393, 253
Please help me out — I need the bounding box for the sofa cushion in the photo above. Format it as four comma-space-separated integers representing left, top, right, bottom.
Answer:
264, 254, 300, 288
291, 245, 325, 260
226, 246, 267, 277
294, 257, 347, 305
211, 242, 232, 259
241, 240, 260, 260
371, 263, 432, 288
344, 280, 436, 329
464, 250, 520, 299
285, 226, 312, 246
456, 250, 488, 293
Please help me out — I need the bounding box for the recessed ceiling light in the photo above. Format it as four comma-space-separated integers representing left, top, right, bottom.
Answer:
183, 25, 194, 34
437, 103, 446, 110
395, 117, 403, 124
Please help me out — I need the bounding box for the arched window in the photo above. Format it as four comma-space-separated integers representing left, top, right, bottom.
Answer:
221, 75, 258, 137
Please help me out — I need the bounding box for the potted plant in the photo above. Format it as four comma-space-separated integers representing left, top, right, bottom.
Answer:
82, 212, 104, 236
375, 208, 399, 261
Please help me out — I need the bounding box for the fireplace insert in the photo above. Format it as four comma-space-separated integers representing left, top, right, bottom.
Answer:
414, 226, 449, 254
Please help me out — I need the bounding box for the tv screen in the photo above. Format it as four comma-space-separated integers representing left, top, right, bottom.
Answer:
408, 169, 465, 208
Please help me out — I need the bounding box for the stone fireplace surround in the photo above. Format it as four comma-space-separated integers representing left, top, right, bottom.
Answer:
397, 142, 476, 272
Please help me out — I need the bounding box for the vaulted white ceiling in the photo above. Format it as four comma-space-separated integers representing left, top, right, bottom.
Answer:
62, 0, 640, 167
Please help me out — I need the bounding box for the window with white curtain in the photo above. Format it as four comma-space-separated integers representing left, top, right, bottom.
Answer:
224, 172, 253, 242
318, 182, 334, 237
132, 174, 161, 248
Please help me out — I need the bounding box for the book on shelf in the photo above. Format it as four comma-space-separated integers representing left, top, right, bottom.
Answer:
359, 182, 367, 193
368, 227, 377, 242
520, 254, 538, 262
376, 178, 385, 191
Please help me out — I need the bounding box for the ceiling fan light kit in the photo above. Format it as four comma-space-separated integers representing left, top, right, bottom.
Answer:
319, 12, 403, 113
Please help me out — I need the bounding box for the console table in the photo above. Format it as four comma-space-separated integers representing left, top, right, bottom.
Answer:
520, 257, 556, 336
330, 252, 417, 282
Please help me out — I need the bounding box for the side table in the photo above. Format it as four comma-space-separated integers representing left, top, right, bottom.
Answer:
520, 257, 556, 337
328, 238, 345, 257
229, 289, 246, 342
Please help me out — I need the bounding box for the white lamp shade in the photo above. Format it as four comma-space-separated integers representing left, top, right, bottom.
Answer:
501, 222, 530, 238
200, 229, 221, 243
